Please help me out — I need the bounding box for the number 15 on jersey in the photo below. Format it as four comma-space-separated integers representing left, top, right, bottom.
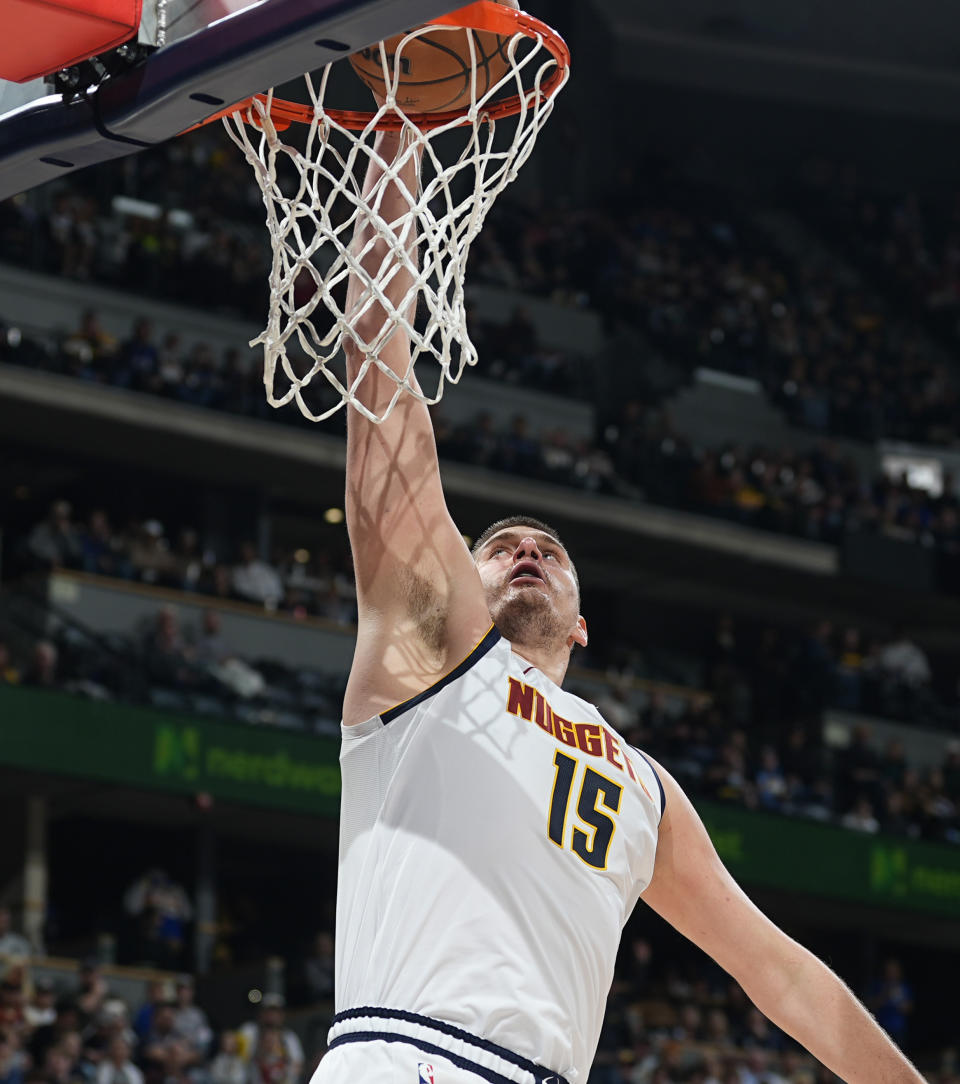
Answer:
548, 750, 623, 870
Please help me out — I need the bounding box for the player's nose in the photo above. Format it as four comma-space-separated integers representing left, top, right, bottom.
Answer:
513, 536, 543, 561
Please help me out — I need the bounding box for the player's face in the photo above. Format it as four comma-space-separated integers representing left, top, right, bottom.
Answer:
475, 527, 584, 650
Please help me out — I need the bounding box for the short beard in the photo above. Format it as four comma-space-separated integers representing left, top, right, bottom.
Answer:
489, 589, 570, 650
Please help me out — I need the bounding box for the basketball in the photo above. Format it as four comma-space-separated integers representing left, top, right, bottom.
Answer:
348, 0, 520, 114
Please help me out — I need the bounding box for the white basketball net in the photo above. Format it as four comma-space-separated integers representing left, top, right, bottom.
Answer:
222, 18, 567, 423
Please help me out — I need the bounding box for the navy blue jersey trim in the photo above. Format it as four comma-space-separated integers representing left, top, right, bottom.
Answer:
632, 747, 666, 824
380, 626, 502, 724
331, 1007, 568, 1084
328, 1032, 565, 1084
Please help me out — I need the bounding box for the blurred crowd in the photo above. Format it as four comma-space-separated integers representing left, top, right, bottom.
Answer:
5, 311, 960, 560
590, 944, 932, 1084
10, 492, 959, 716
4, 140, 960, 447
0, 303, 584, 414
0, 186, 586, 403
15, 497, 357, 625
602, 408, 960, 550
631, 695, 960, 846
0, 904, 953, 1083
0, 600, 346, 735
585, 611, 960, 847
796, 162, 960, 364
0, 948, 315, 1084
473, 170, 960, 448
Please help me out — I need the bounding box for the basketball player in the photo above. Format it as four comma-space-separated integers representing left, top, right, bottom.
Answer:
314, 128, 925, 1084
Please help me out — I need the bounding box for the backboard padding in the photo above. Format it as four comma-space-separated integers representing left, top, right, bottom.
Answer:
0, 0, 457, 200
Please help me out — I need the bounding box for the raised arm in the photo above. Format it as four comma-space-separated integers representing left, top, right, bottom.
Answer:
641, 758, 925, 1084
341, 128, 491, 726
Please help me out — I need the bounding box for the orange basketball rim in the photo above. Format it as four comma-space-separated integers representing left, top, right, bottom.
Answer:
193, 1, 570, 132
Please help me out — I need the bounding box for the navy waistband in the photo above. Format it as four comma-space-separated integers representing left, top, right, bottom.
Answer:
328, 1007, 569, 1084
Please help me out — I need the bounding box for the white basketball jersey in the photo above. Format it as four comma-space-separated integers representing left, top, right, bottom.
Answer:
335, 628, 664, 1084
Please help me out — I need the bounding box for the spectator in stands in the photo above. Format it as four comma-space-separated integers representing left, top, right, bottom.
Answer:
157, 334, 185, 395
63, 310, 116, 367
237, 996, 301, 1082
672, 1004, 706, 1044
171, 530, 206, 593
754, 747, 788, 812
209, 1034, 246, 1084
29, 997, 80, 1065
72, 959, 108, 1028
80, 511, 132, 580
867, 958, 914, 1048
172, 977, 211, 1058
704, 734, 752, 806
0, 910, 30, 959
498, 414, 540, 476
249, 1029, 297, 1084
140, 1002, 202, 1084
140, 608, 195, 688
123, 871, 193, 969
129, 522, 177, 586
200, 561, 231, 599
84, 1000, 136, 1068
705, 1008, 733, 1048
193, 611, 231, 667
24, 980, 56, 1030
42, 1034, 84, 1084
132, 982, 169, 1043
877, 626, 932, 688
50, 197, 100, 281
0, 1030, 26, 1084
21, 642, 58, 690
116, 319, 158, 392
26, 501, 83, 571
0, 971, 25, 1048
231, 544, 283, 610
95, 1036, 142, 1084
840, 796, 880, 834
138, 998, 175, 1057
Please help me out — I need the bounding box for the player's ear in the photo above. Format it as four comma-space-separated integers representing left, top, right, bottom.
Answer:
570, 615, 587, 649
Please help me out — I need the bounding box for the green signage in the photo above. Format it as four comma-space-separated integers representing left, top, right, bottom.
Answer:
0, 685, 340, 816
870, 841, 960, 906
3, 685, 960, 916
698, 801, 960, 919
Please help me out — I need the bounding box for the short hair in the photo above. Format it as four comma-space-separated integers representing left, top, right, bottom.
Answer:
471, 515, 579, 597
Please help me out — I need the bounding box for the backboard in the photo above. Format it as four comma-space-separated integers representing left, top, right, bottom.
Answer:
0, 0, 459, 201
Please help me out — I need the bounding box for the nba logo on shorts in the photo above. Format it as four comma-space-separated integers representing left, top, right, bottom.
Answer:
417, 1065, 435, 1084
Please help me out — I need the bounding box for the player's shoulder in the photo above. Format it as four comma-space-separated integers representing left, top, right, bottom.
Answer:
626, 745, 667, 820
